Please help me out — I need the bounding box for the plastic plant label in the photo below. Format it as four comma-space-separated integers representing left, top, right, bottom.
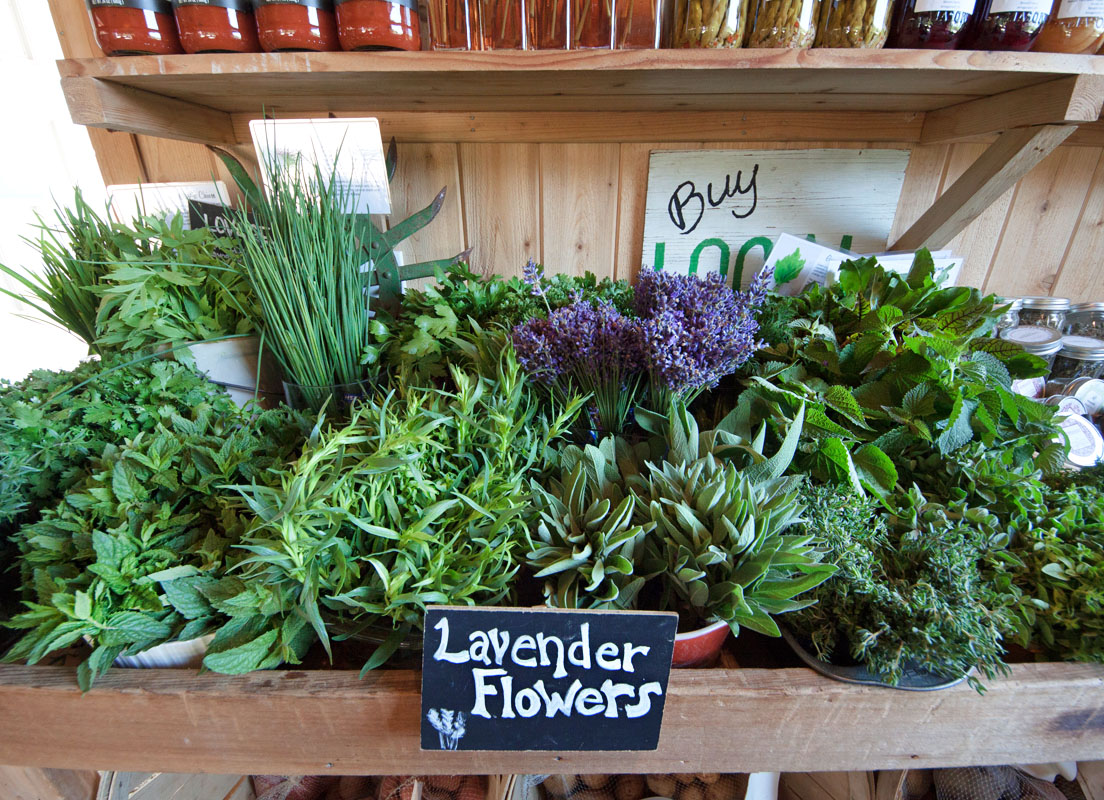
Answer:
421, 607, 678, 751
249, 118, 391, 215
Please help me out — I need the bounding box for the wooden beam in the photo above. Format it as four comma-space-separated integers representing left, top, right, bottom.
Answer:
0, 663, 1101, 775
61, 78, 237, 146
891, 124, 1076, 251
922, 75, 1104, 144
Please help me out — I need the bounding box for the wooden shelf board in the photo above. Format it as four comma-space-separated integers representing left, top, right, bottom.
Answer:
57, 50, 1104, 117
1, 662, 1102, 775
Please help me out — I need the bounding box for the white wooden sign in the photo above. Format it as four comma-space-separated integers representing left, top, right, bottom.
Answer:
641, 149, 910, 286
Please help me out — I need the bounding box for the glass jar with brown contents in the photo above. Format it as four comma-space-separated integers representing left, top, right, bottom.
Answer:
254, 0, 340, 51
1032, 0, 1104, 51
87, 0, 184, 55
1019, 295, 1071, 331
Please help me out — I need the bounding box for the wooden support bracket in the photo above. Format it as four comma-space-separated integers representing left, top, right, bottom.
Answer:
60, 77, 237, 146
891, 124, 1077, 252
921, 74, 1104, 145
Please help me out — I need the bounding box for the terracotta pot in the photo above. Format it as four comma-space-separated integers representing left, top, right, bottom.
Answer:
671, 620, 730, 668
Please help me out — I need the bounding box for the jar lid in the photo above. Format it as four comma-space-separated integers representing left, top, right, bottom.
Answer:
1059, 335, 1104, 359
1045, 395, 1089, 417
1021, 296, 1072, 311
1057, 413, 1104, 468
1070, 302, 1104, 314
999, 298, 1023, 311
1000, 325, 1064, 355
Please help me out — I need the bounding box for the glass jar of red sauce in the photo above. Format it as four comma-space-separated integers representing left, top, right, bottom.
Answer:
887, 0, 977, 47
173, 0, 262, 52
335, 0, 421, 49
253, 0, 340, 50
964, 0, 1050, 48
87, 0, 184, 55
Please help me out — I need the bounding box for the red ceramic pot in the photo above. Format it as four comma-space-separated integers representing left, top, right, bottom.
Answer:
671, 620, 730, 668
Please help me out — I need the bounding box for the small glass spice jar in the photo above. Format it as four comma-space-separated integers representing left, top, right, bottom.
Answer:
1050, 335, 1104, 384
1066, 301, 1104, 339
1032, 0, 1104, 51
428, 0, 481, 47
996, 297, 1022, 333
1000, 325, 1064, 369
672, 0, 746, 45
1019, 295, 1071, 331
87, 0, 184, 55
527, 0, 568, 46
964, 0, 1050, 49
336, 0, 421, 49
617, 0, 671, 46
254, 0, 340, 51
747, 0, 822, 46
571, 0, 614, 47
173, 0, 262, 53
815, 0, 895, 47
480, 0, 526, 47
886, 0, 977, 48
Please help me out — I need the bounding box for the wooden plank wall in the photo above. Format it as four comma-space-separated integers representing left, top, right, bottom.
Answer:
49, 1, 1104, 302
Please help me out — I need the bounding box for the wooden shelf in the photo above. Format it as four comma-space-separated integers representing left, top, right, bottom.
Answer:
56, 50, 1104, 145
1, 662, 1102, 775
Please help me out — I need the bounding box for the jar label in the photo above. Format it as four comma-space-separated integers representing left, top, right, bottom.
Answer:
254, 0, 334, 9
174, 0, 254, 10
988, 0, 1052, 12
1057, 0, 1104, 16
88, 0, 174, 12
914, 0, 976, 12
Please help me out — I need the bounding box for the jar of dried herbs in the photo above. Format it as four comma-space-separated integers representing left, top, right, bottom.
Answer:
1019, 295, 1071, 331
747, 0, 821, 44
1066, 302, 1104, 338
1050, 335, 1104, 383
815, 0, 895, 46
1000, 325, 1064, 369
996, 297, 1022, 333
673, 0, 747, 45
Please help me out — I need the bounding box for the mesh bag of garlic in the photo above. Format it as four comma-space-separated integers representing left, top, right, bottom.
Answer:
540, 773, 750, 800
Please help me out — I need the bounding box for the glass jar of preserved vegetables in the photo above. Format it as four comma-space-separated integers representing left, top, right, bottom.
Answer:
479, 0, 525, 47
336, 0, 421, 49
526, 0, 566, 46
672, 0, 744, 45
1000, 325, 1064, 369
965, 0, 1050, 48
886, 0, 976, 48
618, 0, 670, 46
571, 0, 613, 46
1050, 335, 1104, 383
1019, 295, 1071, 331
996, 297, 1022, 332
254, 0, 339, 51
1032, 0, 1104, 50
747, 0, 821, 45
87, 0, 184, 55
428, 0, 481, 47
173, 0, 262, 53
1066, 302, 1104, 338
815, 0, 895, 47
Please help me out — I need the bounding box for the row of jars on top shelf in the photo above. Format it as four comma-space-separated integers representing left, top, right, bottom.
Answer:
88, 0, 1104, 55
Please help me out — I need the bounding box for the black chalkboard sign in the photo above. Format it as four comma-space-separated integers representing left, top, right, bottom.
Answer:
187, 200, 235, 235
420, 607, 678, 752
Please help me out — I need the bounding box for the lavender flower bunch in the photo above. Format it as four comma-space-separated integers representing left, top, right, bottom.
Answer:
512, 299, 645, 434
635, 268, 769, 410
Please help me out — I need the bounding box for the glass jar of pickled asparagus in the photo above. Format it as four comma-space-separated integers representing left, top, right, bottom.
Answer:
481, 0, 525, 46
527, 0, 568, 45
570, 0, 613, 45
747, 0, 821, 46
673, 0, 747, 45
618, 0, 671, 46
815, 0, 895, 45
428, 0, 481, 47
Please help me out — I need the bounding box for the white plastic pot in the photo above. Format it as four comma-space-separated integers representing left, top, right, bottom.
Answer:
113, 635, 213, 669
182, 336, 282, 408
